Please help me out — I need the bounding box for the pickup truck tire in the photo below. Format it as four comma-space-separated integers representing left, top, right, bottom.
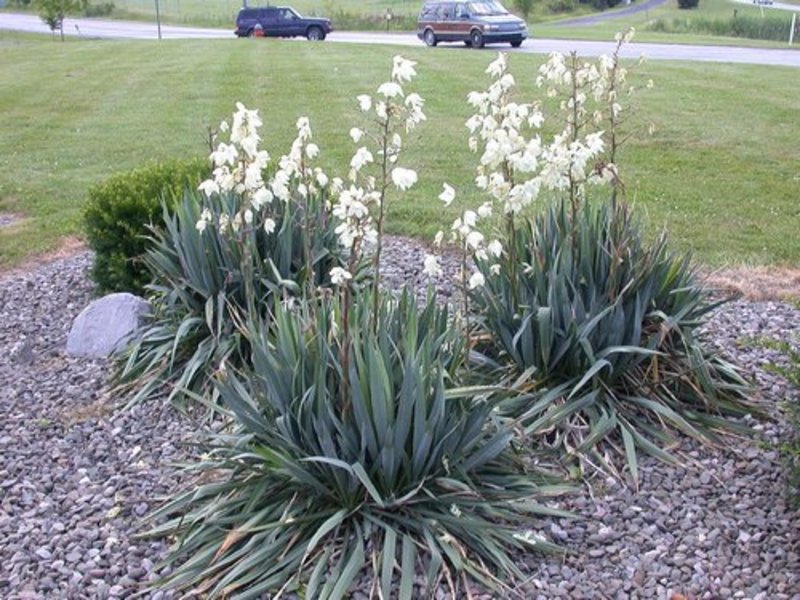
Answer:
307, 26, 325, 41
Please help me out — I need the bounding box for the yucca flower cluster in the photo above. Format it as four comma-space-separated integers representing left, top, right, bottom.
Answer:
331, 56, 426, 289
196, 104, 335, 242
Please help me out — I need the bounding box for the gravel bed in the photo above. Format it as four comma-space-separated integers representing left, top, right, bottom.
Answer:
1, 244, 798, 600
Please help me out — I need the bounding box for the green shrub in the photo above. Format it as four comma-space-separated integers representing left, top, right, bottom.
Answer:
547, 0, 578, 13
313, 8, 416, 31
470, 199, 758, 482
145, 290, 571, 598
115, 186, 346, 408
677, 0, 699, 9
589, 0, 622, 10
648, 14, 795, 41
82, 1, 114, 16
84, 158, 209, 295
757, 336, 800, 506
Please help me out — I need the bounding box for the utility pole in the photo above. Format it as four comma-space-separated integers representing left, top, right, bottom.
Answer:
154, 0, 162, 39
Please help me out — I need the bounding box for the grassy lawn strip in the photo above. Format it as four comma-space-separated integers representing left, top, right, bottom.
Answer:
536, 0, 800, 46
0, 33, 797, 269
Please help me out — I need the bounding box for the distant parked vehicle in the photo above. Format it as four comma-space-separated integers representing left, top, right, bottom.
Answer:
235, 6, 332, 40
416, 0, 528, 49
752, 0, 773, 5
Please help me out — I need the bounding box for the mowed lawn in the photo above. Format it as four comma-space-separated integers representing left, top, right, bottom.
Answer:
0, 32, 797, 270
110, 0, 423, 27
536, 0, 800, 46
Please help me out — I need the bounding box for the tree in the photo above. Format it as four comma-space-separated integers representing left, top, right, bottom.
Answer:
514, 0, 535, 20
36, 0, 82, 40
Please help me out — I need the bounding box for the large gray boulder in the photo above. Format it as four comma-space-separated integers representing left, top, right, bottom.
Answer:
67, 293, 151, 358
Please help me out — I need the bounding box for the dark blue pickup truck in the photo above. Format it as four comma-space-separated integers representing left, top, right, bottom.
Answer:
235, 6, 332, 40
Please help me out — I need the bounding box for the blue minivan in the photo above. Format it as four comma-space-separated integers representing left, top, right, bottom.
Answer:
235, 6, 332, 40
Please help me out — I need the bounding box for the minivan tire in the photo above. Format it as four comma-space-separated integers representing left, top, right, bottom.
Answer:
423, 28, 437, 47
469, 29, 484, 49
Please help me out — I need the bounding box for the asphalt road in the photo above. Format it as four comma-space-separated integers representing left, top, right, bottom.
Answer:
554, 0, 668, 27
1, 12, 798, 68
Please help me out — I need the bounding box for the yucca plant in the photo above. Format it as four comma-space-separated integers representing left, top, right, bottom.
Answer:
470, 198, 759, 483
145, 289, 571, 599
115, 187, 346, 408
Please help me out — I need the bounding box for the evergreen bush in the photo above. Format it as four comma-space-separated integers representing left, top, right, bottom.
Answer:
83, 158, 208, 295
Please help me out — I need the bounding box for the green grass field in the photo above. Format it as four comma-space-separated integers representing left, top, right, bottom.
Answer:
103, 0, 424, 27
537, 0, 800, 45
0, 32, 797, 270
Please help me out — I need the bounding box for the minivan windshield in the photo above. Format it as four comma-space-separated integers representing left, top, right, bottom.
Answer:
467, 1, 509, 15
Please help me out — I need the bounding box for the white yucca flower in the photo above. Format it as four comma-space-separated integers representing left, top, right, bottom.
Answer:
468, 271, 485, 290
438, 183, 455, 206
350, 147, 374, 172
392, 55, 417, 83
485, 53, 507, 79
356, 95, 372, 112
198, 179, 219, 198
330, 267, 352, 286
377, 82, 403, 99
422, 254, 442, 278
350, 127, 364, 143
391, 167, 417, 191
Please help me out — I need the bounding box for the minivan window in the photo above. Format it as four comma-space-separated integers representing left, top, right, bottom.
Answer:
467, 1, 509, 15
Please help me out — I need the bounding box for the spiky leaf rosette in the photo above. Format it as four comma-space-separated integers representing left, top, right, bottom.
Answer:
470, 198, 759, 483
115, 187, 346, 409
145, 289, 571, 599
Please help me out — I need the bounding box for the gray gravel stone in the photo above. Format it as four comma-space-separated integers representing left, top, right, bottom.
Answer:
1, 246, 799, 599
66, 292, 151, 358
